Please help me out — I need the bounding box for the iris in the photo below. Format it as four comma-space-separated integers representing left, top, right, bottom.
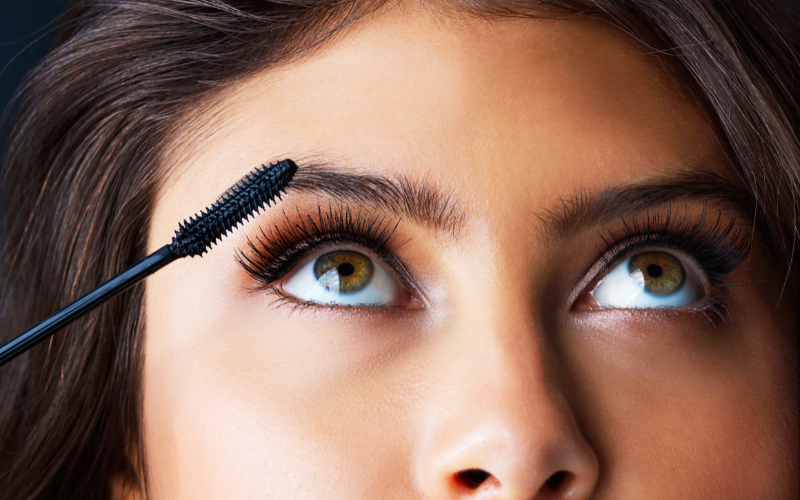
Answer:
628, 251, 686, 296
313, 250, 374, 294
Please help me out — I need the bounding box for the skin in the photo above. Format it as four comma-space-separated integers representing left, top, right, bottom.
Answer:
137, 7, 798, 500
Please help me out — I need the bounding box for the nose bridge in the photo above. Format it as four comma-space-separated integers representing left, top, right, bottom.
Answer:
414, 299, 598, 499
443, 294, 559, 420
440, 302, 574, 444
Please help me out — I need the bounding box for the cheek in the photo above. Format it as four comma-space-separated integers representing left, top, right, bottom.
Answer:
142, 349, 427, 499
142, 276, 425, 498
561, 311, 798, 498
142, 358, 305, 498
141, 336, 358, 498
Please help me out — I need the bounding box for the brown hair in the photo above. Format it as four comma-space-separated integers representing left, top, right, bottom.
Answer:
1, 1, 797, 498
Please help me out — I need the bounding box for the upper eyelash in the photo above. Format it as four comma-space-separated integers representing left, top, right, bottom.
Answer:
594, 204, 752, 290
235, 203, 413, 292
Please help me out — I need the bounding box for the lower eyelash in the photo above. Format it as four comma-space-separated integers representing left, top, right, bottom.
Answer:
261, 283, 411, 316
616, 295, 734, 326
235, 203, 410, 292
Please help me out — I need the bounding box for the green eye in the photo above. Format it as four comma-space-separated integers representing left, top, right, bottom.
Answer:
628, 251, 686, 296
313, 250, 374, 294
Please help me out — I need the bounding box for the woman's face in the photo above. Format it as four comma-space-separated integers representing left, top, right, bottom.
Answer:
143, 9, 798, 499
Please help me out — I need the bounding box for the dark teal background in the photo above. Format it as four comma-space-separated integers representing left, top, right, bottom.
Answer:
0, 1, 69, 236
0, 0, 70, 157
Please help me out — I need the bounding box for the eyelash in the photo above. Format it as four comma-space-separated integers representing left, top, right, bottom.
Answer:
236, 203, 415, 299
590, 206, 751, 318
237, 203, 751, 316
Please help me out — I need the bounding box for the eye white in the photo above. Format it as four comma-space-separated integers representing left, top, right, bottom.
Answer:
589, 253, 704, 309
281, 250, 405, 306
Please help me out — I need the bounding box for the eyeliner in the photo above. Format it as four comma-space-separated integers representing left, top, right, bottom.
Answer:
0, 159, 298, 367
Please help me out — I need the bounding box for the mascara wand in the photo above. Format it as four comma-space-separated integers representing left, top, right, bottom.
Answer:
0, 159, 298, 367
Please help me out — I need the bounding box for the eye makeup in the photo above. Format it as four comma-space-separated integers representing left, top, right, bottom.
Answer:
595, 206, 750, 282
574, 205, 752, 320
236, 203, 422, 308
237, 194, 752, 321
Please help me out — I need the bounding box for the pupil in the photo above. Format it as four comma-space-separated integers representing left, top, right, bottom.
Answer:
338, 263, 355, 277
647, 263, 663, 278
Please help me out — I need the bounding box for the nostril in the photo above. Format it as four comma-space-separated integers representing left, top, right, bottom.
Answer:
456, 468, 491, 489
543, 470, 571, 491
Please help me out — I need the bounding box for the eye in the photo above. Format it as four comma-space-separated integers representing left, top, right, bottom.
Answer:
281, 248, 412, 306
588, 250, 705, 309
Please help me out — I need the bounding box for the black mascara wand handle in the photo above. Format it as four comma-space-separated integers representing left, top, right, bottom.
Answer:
0, 245, 176, 367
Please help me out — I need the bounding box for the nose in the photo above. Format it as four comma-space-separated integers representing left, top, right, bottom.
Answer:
414, 307, 599, 500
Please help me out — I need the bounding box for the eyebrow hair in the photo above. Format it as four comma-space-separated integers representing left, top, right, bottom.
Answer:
535, 170, 755, 244
265, 161, 466, 236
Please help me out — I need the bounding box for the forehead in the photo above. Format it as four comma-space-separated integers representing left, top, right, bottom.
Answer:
151, 8, 726, 250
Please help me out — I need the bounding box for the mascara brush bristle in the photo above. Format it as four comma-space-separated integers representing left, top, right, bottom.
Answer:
169, 159, 298, 257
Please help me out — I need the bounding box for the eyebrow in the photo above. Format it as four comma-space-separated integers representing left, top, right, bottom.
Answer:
534, 170, 755, 244
264, 161, 466, 237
